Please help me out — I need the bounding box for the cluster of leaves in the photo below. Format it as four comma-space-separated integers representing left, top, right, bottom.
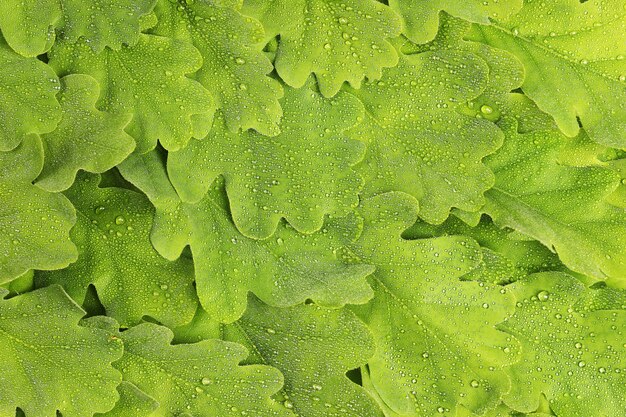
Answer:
0, 1, 625, 416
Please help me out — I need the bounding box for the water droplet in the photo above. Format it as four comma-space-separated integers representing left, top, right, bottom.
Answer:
283, 400, 294, 409
599, 367, 606, 373
480, 105, 493, 115
201, 377, 212, 385
470, 380, 480, 388
115, 216, 125, 225
312, 384, 322, 390
422, 352, 430, 358
95, 206, 105, 214
578, 361, 586, 367
324, 43, 332, 50
537, 291, 550, 302
266, 328, 276, 334
482, 303, 490, 309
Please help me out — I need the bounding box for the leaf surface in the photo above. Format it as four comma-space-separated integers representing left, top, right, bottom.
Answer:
36, 74, 135, 192
468, 0, 626, 146
482, 118, 626, 282
346, 49, 502, 224
176, 297, 383, 417
114, 322, 291, 417
97, 382, 158, 417
244, 0, 402, 97
168, 82, 366, 238
0, 40, 61, 151
388, 0, 523, 44
151, 0, 283, 136
119, 151, 374, 323
49, 34, 214, 152
0, 285, 123, 417
0, 135, 77, 283
0, 0, 156, 56
499, 272, 626, 417
349, 192, 519, 416
36, 173, 197, 327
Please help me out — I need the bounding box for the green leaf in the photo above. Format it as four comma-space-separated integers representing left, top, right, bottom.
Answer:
55, 0, 157, 52
36, 173, 197, 328
97, 382, 158, 417
467, 0, 626, 147
346, 49, 502, 224
404, 214, 569, 285
349, 192, 519, 416
0, 285, 123, 417
168, 81, 366, 238
36, 74, 135, 192
151, 0, 284, 136
48, 33, 215, 152
388, 0, 522, 44
176, 297, 383, 417
499, 272, 626, 417
0, 0, 156, 57
0, 39, 61, 151
118, 151, 374, 323
0, 135, 77, 283
482, 118, 626, 282
245, 0, 401, 97
114, 322, 292, 417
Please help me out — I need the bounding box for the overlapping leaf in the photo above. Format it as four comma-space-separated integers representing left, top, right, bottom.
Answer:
49, 33, 214, 152
151, 0, 283, 136
348, 192, 519, 416
176, 296, 383, 417
468, 0, 626, 147
388, 0, 523, 44
0, 0, 156, 57
0, 39, 61, 152
405, 215, 568, 285
97, 382, 158, 417
113, 322, 291, 417
119, 151, 374, 323
0, 135, 77, 283
0, 285, 123, 417
244, 0, 402, 97
499, 272, 626, 416
167, 81, 366, 238
36, 74, 135, 192
481, 118, 626, 282
346, 46, 502, 224
36, 173, 197, 328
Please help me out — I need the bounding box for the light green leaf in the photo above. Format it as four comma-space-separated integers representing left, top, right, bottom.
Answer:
388, 0, 522, 44
118, 151, 374, 323
176, 297, 383, 417
36, 173, 197, 328
482, 118, 626, 282
56, 0, 157, 52
151, 0, 283, 136
499, 272, 626, 416
349, 192, 519, 416
0, 0, 156, 57
36, 74, 135, 192
48, 33, 214, 152
168, 81, 365, 238
246, 0, 401, 97
0, 39, 61, 151
97, 382, 158, 417
467, 0, 626, 147
0, 285, 123, 417
114, 322, 291, 417
0, 135, 77, 283
405, 215, 570, 285
346, 49, 502, 224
